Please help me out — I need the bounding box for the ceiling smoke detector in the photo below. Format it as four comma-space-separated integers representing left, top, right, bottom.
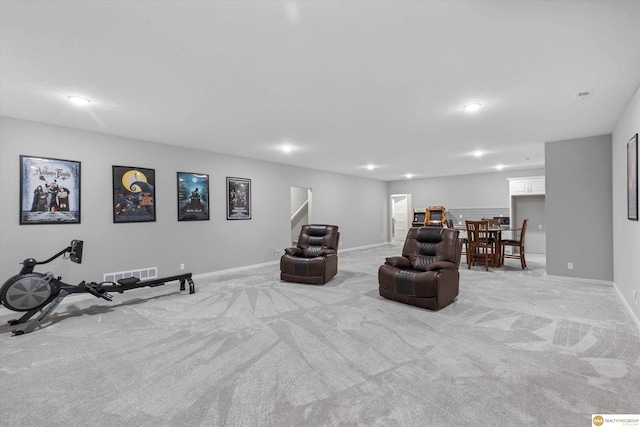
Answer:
576, 90, 591, 100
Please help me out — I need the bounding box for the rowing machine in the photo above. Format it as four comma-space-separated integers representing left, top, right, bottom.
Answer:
0, 240, 195, 335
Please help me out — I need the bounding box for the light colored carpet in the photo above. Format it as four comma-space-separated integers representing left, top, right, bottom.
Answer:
0, 244, 638, 426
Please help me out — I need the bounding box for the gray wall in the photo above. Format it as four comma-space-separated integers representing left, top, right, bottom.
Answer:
0, 117, 387, 285
3, 106, 637, 324
386, 168, 545, 245
545, 134, 613, 281
612, 84, 640, 324
387, 168, 546, 211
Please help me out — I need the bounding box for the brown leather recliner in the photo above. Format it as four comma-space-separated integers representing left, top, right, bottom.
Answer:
378, 227, 462, 310
280, 224, 340, 285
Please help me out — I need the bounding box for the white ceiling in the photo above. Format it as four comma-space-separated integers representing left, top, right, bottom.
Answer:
1, 0, 639, 181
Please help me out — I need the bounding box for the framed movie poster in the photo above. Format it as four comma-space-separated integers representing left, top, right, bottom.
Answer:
628, 133, 638, 221
227, 177, 251, 220
112, 166, 156, 223
20, 155, 81, 225
177, 172, 210, 221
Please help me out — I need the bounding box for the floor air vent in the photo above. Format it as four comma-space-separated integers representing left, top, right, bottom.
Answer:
103, 267, 158, 284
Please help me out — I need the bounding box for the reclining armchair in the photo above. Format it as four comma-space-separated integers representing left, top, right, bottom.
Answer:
378, 227, 462, 310
280, 224, 340, 285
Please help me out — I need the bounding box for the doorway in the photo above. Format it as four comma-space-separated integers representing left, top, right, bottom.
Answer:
391, 194, 411, 243
291, 187, 312, 245
512, 195, 545, 254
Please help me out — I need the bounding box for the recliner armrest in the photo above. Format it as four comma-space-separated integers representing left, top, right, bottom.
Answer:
426, 261, 458, 271
317, 248, 337, 256
284, 247, 303, 256
385, 256, 411, 268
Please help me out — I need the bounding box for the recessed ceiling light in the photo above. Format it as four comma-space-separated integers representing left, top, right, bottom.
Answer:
405, 173, 413, 179
285, 1, 300, 22
67, 96, 91, 106
463, 103, 482, 112
366, 164, 375, 171
472, 150, 484, 158
280, 143, 294, 153
495, 164, 505, 170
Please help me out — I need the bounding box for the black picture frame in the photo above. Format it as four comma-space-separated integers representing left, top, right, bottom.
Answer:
112, 165, 156, 223
628, 133, 638, 221
177, 172, 210, 221
226, 177, 251, 220
20, 155, 81, 225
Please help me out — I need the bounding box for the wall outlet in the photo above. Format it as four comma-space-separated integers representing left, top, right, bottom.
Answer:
180, 263, 185, 271
274, 249, 279, 256
567, 262, 573, 270
634, 290, 638, 305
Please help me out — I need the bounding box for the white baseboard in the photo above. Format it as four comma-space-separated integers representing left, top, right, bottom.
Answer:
543, 274, 613, 287
613, 282, 640, 332
194, 242, 390, 280
543, 274, 639, 332
22, 243, 391, 308
193, 260, 280, 280
339, 242, 389, 253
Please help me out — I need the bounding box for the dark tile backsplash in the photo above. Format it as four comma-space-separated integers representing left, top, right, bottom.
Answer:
446, 207, 510, 227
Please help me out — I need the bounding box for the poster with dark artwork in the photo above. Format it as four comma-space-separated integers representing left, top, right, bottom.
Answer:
112, 166, 156, 223
177, 172, 210, 221
20, 155, 81, 225
628, 133, 638, 221
226, 177, 251, 220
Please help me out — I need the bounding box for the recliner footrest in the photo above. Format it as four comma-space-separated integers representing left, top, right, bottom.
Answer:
118, 277, 140, 286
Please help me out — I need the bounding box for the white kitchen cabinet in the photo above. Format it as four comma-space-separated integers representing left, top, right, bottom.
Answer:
508, 176, 545, 196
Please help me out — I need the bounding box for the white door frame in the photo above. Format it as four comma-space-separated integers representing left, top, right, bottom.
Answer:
390, 194, 411, 242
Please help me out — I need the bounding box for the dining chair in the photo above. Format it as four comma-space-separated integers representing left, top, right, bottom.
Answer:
499, 219, 528, 269
481, 218, 500, 262
482, 218, 500, 227
465, 220, 494, 271
447, 219, 469, 264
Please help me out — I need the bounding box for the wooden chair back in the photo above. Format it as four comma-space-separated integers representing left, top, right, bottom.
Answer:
499, 219, 528, 269
482, 218, 499, 228
465, 220, 494, 271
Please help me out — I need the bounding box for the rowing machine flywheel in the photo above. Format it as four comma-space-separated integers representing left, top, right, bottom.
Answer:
0, 273, 59, 312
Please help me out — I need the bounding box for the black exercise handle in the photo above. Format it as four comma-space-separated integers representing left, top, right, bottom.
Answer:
82, 281, 113, 301
19, 246, 72, 274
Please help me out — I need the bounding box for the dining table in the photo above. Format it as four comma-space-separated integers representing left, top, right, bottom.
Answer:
455, 225, 521, 268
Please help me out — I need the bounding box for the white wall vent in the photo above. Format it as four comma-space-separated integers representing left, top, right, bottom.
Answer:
103, 267, 158, 284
